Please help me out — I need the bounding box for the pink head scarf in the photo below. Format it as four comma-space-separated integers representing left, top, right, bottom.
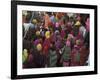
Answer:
66, 40, 71, 47
55, 22, 59, 28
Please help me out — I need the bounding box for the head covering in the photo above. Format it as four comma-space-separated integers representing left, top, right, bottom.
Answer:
22, 49, 28, 63
55, 22, 59, 28
22, 11, 28, 16
23, 49, 28, 58
36, 31, 40, 36
76, 40, 80, 45
74, 45, 79, 50
36, 43, 42, 51
24, 49, 28, 53
66, 40, 71, 47
34, 39, 40, 46
45, 31, 50, 39
77, 15, 81, 21
75, 21, 81, 26
32, 19, 37, 24
68, 34, 74, 39
55, 30, 60, 35
67, 21, 72, 26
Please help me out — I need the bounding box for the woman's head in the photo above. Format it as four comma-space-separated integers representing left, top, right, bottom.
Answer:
36, 43, 42, 51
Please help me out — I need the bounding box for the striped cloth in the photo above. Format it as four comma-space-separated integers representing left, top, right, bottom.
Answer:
48, 50, 57, 67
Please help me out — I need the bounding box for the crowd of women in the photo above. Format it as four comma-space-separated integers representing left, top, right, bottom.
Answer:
22, 11, 90, 68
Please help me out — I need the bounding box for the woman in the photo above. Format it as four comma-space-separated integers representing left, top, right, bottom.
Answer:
48, 42, 57, 67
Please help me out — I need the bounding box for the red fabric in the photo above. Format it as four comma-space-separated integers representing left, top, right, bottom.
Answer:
79, 46, 89, 66
70, 49, 80, 66
44, 14, 51, 28
43, 38, 51, 55
61, 30, 65, 38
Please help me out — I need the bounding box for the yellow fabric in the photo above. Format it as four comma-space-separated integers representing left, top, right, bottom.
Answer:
32, 19, 37, 24
76, 40, 80, 45
45, 31, 50, 39
37, 44, 42, 51
75, 21, 81, 26
36, 31, 40, 36
22, 49, 28, 63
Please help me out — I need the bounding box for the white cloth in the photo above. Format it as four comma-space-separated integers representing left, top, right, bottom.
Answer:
23, 23, 33, 38
79, 26, 86, 38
